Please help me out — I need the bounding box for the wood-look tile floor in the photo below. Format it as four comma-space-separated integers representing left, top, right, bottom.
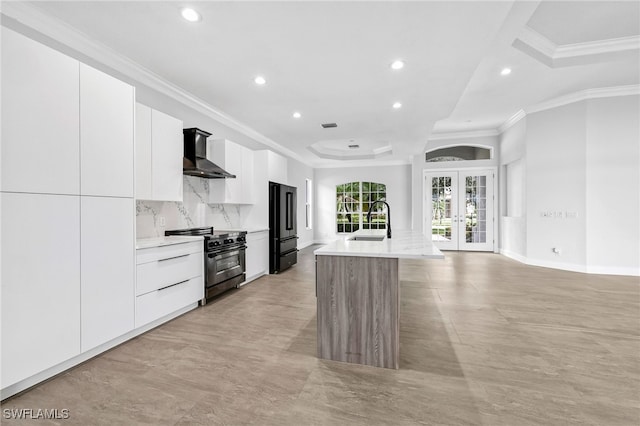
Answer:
2, 246, 639, 425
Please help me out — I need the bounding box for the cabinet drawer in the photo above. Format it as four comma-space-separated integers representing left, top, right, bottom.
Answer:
135, 276, 203, 328
280, 249, 297, 272
136, 251, 202, 296
279, 237, 297, 254
136, 241, 202, 264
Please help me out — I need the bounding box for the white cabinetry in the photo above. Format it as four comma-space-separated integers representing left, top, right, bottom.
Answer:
135, 242, 204, 327
80, 64, 134, 198
135, 103, 183, 201
135, 104, 153, 198
267, 150, 288, 184
81, 197, 135, 352
208, 139, 254, 204
1, 193, 81, 388
242, 148, 255, 203
245, 230, 269, 283
1, 29, 135, 394
1, 27, 80, 194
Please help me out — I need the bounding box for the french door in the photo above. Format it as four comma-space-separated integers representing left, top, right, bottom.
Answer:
424, 170, 494, 251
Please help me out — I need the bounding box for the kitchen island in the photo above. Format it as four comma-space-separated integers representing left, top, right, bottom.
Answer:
314, 229, 444, 369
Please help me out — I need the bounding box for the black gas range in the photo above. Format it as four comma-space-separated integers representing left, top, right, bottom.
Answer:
165, 227, 247, 304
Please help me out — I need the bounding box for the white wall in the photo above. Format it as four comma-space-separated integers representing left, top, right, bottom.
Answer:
526, 102, 588, 270
585, 96, 640, 275
287, 158, 314, 249
499, 118, 527, 260
497, 94, 639, 276
314, 165, 412, 243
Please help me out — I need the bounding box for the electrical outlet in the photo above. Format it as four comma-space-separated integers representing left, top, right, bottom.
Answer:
158, 216, 166, 227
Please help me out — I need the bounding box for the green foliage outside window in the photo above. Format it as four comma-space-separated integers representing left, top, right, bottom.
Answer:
336, 181, 387, 233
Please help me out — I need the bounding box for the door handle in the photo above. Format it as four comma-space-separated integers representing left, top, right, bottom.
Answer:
158, 254, 189, 262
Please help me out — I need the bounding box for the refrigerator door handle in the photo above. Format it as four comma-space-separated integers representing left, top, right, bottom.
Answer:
286, 191, 293, 230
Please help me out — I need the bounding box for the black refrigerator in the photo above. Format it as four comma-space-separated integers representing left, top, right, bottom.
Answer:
269, 181, 298, 274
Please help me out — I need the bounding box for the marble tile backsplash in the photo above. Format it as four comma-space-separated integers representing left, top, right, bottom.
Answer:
136, 176, 245, 238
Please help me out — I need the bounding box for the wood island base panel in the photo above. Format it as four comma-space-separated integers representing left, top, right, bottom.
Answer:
316, 255, 399, 369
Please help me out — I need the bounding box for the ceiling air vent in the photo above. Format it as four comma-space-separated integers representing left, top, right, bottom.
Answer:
321, 123, 337, 128
348, 144, 359, 149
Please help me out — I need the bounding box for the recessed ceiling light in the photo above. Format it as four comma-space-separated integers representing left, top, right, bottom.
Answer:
391, 60, 405, 70
392, 102, 402, 109
500, 67, 512, 76
181, 8, 201, 22
293, 112, 301, 119
254, 76, 266, 85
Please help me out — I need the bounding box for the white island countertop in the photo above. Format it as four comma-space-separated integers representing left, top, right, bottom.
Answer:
136, 235, 204, 250
314, 229, 444, 259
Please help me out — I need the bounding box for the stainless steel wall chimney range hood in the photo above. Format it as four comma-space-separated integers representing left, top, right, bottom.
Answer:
183, 128, 236, 179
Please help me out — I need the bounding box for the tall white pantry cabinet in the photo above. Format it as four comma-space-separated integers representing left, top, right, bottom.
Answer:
1, 27, 135, 389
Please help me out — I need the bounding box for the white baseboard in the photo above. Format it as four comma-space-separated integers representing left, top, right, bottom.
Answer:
525, 257, 588, 274
586, 265, 640, 277
499, 250, 639, 277
499, 248, 527, 264
1, 303, 198, 400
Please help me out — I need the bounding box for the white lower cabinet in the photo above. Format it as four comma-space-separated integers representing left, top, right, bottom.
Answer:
135, 277, 203, 327
81, 197, 135, 352
1, 193, 81, 388
245, 230, 269, 282
135, 242, 204, 328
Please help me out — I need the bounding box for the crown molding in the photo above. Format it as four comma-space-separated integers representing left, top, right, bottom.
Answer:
428, 129, 499, 142
440, 85, 639, 140
495, 84, 640, 135
556, 35, 640, 59
1, 1, 312, 167
518, 26, 556, 58
498, 109, 526, 133
516, 26, 640, 67
526, 84, 640, 114
312, 159, 411, 169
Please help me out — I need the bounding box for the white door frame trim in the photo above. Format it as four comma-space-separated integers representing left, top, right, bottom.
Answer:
423, 167, 498, 253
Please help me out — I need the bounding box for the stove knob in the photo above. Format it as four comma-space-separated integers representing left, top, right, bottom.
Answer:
213, 241, 220, 247
237, 237, 245, 242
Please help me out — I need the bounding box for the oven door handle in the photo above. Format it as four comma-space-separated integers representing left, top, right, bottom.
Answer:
208, 245, 247, 258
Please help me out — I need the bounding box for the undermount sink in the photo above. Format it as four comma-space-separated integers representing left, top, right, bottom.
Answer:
348, 235, 386, 242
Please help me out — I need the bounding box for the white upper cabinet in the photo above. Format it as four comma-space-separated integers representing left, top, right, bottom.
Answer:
135, 103, 153, 199
1, 27, 80, 194
152, 109, 183, 201
135, 103, 183, 201
242, 146, 255, 203
267, 150, 288, 185
81, 196, 135, 352
1, 192, 81, 388
208, 139, 255, 204
80, 63, 134, 198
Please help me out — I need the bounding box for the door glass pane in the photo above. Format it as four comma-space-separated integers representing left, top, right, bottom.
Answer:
431, 177, 452, 241
465, 175, 487, 243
